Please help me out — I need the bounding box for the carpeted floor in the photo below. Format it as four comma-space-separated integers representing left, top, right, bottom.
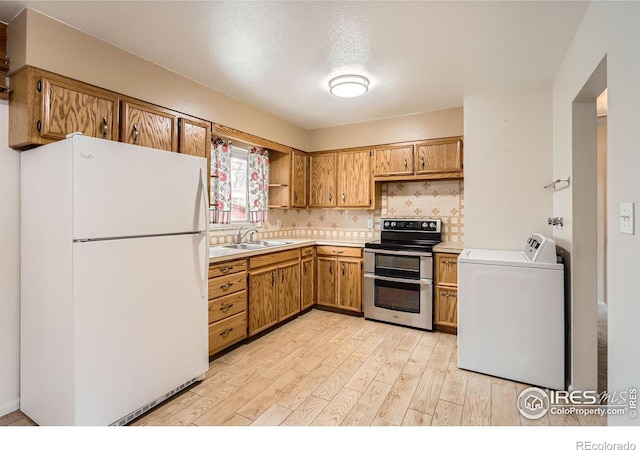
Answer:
598, 301, 607, 395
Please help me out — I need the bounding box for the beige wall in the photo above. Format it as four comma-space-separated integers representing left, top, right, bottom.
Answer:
552, 2, 640, 424
463, 84, 553, 250
308, 107, 463, 151
8, 8, 308, 151
0, 101, 21, 416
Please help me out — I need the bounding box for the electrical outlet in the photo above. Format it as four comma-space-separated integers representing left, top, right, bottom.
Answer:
367, 219, 373, 230
620, 202, 634, 235
276, 218, 282, 229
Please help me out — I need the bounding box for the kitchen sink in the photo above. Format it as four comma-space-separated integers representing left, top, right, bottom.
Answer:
220, 240, 294, 250
221, 243, 264, 250
251, 240, 294, 247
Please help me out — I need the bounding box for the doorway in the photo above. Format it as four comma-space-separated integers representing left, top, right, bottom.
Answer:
570, 55, 606, 393
596, 88, 607, 394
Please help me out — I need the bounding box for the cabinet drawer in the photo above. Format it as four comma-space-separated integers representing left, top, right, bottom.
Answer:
208, 311, 247, 356
209, 258, 247, 278
249, 249, 299, 270
300, 246, 315, 258
436, 253, 459, 286
208, 272, 247, 300
316, 246, 362, 258
208, 290, 247, 324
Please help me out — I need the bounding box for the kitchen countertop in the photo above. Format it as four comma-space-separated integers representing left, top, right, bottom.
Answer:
209, 236, 372, 263
433, 242, 465, 254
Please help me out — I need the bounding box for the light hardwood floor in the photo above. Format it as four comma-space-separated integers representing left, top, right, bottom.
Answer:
1, 309, 606, 427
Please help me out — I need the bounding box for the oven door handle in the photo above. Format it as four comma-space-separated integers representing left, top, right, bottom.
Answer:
364, 273, 432, 285
364, 249, 433, 257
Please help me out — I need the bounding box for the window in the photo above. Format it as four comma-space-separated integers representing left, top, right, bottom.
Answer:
229, 147, 249, 223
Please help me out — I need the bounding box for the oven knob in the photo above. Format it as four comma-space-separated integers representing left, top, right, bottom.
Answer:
384, 221, 390, 227
391, 222, 396, 227
430, 223, 436, 229
422, 222, 427, 228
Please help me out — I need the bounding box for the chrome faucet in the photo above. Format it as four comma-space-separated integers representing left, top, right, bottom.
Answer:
236, 226, 259, 244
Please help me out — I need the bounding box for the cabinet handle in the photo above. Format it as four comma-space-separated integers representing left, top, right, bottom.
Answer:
328, 192, 332, 203
220, 304, 233, 313
303, 265, 307, 275
342, 263, 345, 276
342, 192, 346, 203
220, 282, 234, 291
333, 250, 344, 254
404, 158, 408, 169
220, 266, 233, 273
421, 157, 425, 169
329, 262, 333, 275
281, 270, 284, 284
220, 328, 233, 337
132, 124, 139, 143
271, 272, 275, 286
102, 117, 108, 139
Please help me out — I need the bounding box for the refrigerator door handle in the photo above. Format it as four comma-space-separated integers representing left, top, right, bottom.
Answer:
199, 168, 210, 298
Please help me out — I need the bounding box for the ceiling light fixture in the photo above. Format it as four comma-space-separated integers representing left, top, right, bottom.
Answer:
329, 74, 369, 98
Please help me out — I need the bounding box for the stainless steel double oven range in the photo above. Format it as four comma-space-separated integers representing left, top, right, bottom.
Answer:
364, 219, 442, 331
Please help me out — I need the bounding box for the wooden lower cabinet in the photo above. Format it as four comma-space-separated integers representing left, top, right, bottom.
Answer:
248, 249, 301, 336
434, 252, 459, 334
207, 258, 248, 356
301, 255, 315, 310
278, 260, 301, 321
248, 266, 279, 335
316, 246, 363, 313
434, 286, 458, 331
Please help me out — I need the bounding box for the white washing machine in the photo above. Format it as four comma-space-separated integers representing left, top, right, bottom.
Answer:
457, 234, 566, 390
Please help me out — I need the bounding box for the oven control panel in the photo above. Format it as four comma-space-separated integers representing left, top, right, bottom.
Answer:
382, 219, 441, 232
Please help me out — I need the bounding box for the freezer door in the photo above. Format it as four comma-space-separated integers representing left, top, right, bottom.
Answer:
72, 136, 208, 240
72, 233, 208, 425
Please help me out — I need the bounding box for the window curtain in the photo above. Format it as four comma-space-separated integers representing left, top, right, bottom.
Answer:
248, 147, 269, 223
210, 138, 232, 224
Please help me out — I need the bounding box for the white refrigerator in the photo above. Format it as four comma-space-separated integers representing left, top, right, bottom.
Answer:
20, 135, 210, 425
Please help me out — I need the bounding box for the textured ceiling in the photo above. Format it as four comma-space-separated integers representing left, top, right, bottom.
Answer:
0, 1, 589, 130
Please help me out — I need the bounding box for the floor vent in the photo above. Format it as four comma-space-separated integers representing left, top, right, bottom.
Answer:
110, 374, 205, 426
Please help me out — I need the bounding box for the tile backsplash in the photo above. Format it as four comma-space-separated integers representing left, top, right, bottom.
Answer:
209, 180, 464, 245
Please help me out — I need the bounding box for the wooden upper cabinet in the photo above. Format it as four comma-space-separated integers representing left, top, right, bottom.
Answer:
121, 100, 177, 152
40, 76, 119, 142
9, 67, 120, 148
178, 116, 211, 158
290, 151, 307, 208
337, 150, 372, 208
373, 144, 414, 176
309, 153, 337, 207
415, 139, 463, 174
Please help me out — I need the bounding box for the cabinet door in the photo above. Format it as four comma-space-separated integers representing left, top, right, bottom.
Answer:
434, 286, 458, 330
40, 75, 119, 142
373, 144, 414, 176
290, 151, 308, 208
338, 150, 372, 208
436, 253, 459, 286
301, 257, 315, 310
179, 116, 211, 158
121, 101, 177, 152
248, 267, 278, 336
415, 139, 462, 174
337, 258, 362, 313
278, 261, 301, 321
309, 153, 337, 207
316, 257, 337, 307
